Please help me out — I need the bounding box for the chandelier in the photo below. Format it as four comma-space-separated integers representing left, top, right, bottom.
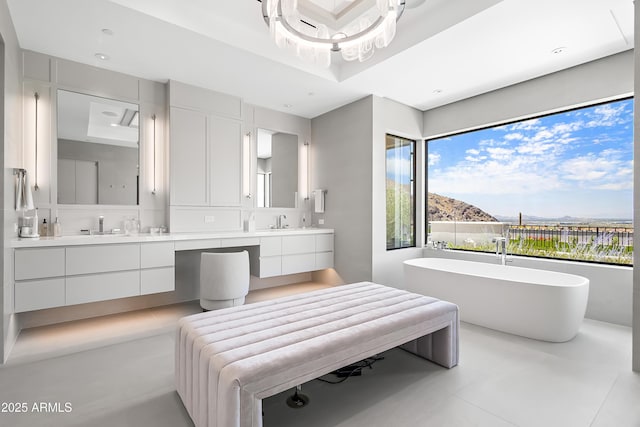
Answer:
262, 0, 406, 67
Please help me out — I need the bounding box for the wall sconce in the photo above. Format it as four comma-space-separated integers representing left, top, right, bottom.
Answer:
151, 114, 157, 195
33, 92, 40, 191
243, 132, 252, 199
301, 141, 310, 200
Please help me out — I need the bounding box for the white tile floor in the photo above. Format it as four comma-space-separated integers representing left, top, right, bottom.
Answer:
1, 283, 638, 427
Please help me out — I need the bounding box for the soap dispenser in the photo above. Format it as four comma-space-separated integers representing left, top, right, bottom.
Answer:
40, 218, 48, 237
53, 217, 62, 237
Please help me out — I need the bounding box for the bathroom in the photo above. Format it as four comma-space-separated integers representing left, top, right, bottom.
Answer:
0, 1, 639, 426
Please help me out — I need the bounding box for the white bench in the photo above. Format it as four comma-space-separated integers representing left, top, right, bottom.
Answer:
175, 282, 459, 427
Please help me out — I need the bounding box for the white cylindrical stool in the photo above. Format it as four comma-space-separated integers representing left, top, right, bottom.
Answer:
200, 251, 250, 311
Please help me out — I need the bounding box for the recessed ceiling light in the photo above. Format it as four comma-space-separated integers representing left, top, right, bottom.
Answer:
433, 89, 443, 94
102, 111, 118, 117
95, 53, 110, 60
551, 47, 568, 54
283, 104, 292, 108
101, 28, 114, 36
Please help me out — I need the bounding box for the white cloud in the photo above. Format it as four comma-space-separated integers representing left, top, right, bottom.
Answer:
428, 152, 441, 166
504, 133, 523, 140
486, 147, 514, 160
466, 148, 480, 155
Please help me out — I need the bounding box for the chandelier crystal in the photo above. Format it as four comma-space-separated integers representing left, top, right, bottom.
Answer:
262, 0, 406, 67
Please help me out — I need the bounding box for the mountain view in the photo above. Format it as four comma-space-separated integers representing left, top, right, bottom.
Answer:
427, 193, 496, 222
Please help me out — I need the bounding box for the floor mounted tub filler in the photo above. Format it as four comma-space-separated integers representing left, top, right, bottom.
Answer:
404, 258, 589, 342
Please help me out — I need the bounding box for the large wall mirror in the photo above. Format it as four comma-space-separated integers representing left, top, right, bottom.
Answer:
57, 89, 140, 205
256, 128, 298, 208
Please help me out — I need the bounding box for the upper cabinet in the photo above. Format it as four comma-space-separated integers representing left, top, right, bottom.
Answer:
169, 81, 242, 208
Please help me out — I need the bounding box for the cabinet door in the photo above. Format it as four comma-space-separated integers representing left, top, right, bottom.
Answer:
15, 278, 65, 312
170, 107, 208, 206
209, 116, 241, 206
141, 267, 175, 295
66, 244, 140, 275
15, 248, 65, 281
66, 271, 140, 305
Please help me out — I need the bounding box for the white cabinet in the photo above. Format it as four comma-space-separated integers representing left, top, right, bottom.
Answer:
141, 267, 175, 295
140, 242, 175, 295
15, 278, 65, 312
14, 248, 66, 312
169, 89, 242, 209
66, 271, 140, 305
141, 242, 175, 268
13, 241, 177, 312
170, 107, 208, 206
66, 244, 140, 275
254, 232, 334, 278
209, 116, 241, 206
15, 248, 65, 280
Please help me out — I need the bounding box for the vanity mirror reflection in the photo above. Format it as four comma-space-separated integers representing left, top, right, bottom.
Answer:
256, 128, 298, 208
57, 89, 140, 205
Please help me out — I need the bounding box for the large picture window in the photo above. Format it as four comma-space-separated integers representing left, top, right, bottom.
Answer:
427, 98, 633, 265
386, 134, 416, 250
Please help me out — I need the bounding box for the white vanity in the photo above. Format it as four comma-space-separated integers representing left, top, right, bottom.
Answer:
11, 228, 334, 313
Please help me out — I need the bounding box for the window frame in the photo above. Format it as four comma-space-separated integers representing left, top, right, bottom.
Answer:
424, 96, 634, 265
386, 133, 417, 251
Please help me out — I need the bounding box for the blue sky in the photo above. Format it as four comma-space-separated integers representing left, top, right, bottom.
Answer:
427, 99, 634, 219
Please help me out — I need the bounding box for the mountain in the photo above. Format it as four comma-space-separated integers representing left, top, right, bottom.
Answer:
428, 193, 497, 222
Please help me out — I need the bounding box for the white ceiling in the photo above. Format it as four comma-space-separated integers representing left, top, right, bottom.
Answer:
7, 0, 634, 118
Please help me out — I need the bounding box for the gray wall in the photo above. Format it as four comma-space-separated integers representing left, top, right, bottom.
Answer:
311, 96, 373, 284
1, 0, 23, 362
424, 50, 634, 138
371, 97, 425, 288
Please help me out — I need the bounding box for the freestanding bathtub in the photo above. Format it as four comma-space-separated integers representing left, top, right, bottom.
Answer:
403, 258, 589, 342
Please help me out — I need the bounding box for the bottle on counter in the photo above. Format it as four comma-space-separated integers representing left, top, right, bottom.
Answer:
40, 218, 49, 237
53, 217, 62, 237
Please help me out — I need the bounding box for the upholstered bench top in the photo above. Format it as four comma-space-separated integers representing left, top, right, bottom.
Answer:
176, 282, 459, 427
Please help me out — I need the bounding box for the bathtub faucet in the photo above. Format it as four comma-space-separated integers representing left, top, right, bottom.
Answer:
493, 236, 509, 265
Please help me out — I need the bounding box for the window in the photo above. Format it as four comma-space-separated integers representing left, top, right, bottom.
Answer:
427, 98, 633, 265
386, 134, 416, 250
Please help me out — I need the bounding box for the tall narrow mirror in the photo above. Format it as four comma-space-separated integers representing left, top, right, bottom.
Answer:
57, 90, 140, 205
256, 129, 298, 208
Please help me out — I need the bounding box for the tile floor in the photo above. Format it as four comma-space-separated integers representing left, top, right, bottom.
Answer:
0, 283, 638, 427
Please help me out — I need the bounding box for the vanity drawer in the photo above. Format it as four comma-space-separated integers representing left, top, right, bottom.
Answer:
315, 251, 334, 270
66, 271, 140, 305
14, 278, 65, 312
141, 242, 175, 268
258, 256, 282, 278
15, 248, 65, 280
282, 253, 316, 275
141, 267, 175, 295
316, 234, 334, 252
260, 237, 282, 257
66, 244, 140, 275
282, 235, 316, 255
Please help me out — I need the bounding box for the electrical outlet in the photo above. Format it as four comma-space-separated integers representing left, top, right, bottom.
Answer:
318, 218, 325, 225
204, 215, 215, 223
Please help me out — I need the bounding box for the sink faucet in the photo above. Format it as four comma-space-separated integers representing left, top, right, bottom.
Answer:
276, 214, 287, 229
98, 216, 104, 233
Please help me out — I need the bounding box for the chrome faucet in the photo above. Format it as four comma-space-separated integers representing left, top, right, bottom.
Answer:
98, 216, 104, 233
276, 214, 287, 229
493, 236, 509, 265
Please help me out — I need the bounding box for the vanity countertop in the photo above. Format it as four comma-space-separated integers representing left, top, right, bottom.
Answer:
11, 228, 334, 248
